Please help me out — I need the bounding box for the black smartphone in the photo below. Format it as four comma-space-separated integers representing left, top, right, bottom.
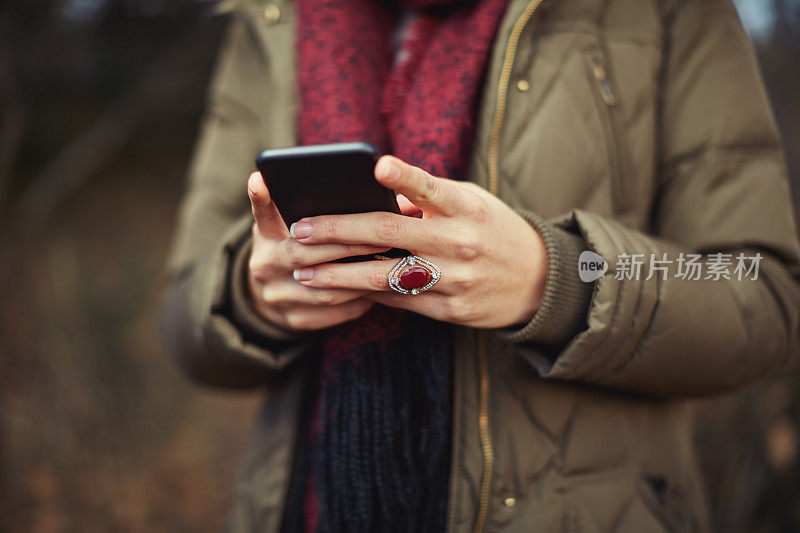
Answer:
255, 142, 411, 262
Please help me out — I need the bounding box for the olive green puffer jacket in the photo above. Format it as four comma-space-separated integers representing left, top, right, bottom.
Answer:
160, 0, 800, 531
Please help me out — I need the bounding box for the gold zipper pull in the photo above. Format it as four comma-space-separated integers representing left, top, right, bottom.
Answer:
587, 53, 618, 106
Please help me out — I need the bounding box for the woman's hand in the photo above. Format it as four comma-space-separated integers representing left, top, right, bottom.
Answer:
246, 172, 388, 331
289, 156, 548, 329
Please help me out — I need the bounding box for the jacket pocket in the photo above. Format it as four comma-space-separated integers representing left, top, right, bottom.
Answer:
583, 45, 631, 214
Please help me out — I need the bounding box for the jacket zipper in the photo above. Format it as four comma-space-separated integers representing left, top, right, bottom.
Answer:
487, 0, 546, 197
585, 49, 628, 212
477, 3, 544, 532
473, 332, 494, 533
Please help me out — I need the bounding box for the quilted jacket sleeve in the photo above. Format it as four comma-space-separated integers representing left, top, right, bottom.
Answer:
509, 0, 800, 397
159, 14, 314, 390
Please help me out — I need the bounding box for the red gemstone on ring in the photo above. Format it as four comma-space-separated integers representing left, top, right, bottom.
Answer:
400, 266, 431, 290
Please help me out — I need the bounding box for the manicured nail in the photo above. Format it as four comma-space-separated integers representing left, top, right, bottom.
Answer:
293, 268, 314, 282
378, 159, 400, 181
290, 221, 313, 239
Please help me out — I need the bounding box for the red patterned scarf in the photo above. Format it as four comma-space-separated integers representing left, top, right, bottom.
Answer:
284, 0, 509, 530
297, 0, 508, 178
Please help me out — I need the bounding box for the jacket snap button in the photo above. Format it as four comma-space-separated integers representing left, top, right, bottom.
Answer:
263, 4, 281, 24
516, 79, 530, 92
503, 495, 517, 507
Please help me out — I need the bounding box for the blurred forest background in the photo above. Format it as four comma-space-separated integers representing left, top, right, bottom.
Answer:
0, 0, 799, 531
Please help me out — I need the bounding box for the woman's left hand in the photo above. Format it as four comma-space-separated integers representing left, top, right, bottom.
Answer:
289, 155, 548, 328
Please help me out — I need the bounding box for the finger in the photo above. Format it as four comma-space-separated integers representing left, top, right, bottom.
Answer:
281, 299, 374, 331
261, 280, 366, 308
396, 194, 422, 217
289, 211, 431, 251
375, 155, 468, 216
270, 239, 391, 271
248, 172, 288, 239
294, 259, 398, 292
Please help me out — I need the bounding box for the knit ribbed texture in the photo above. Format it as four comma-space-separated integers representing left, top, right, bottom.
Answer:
498, 209, 594, 346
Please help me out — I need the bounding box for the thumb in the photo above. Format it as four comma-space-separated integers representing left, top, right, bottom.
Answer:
396, 193, 423, 217
375, 156, 466, 217
248, 172, 288, 239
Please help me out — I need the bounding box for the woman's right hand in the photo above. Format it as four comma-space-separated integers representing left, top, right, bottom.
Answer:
246, 172, 384, 331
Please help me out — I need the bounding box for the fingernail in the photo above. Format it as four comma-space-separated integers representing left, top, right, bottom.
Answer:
290, 221, 313, 239
379, 159, 400, 181
293, 268, 314, 282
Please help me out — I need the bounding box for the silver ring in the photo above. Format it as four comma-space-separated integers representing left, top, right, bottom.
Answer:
388, 255, 441, 295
